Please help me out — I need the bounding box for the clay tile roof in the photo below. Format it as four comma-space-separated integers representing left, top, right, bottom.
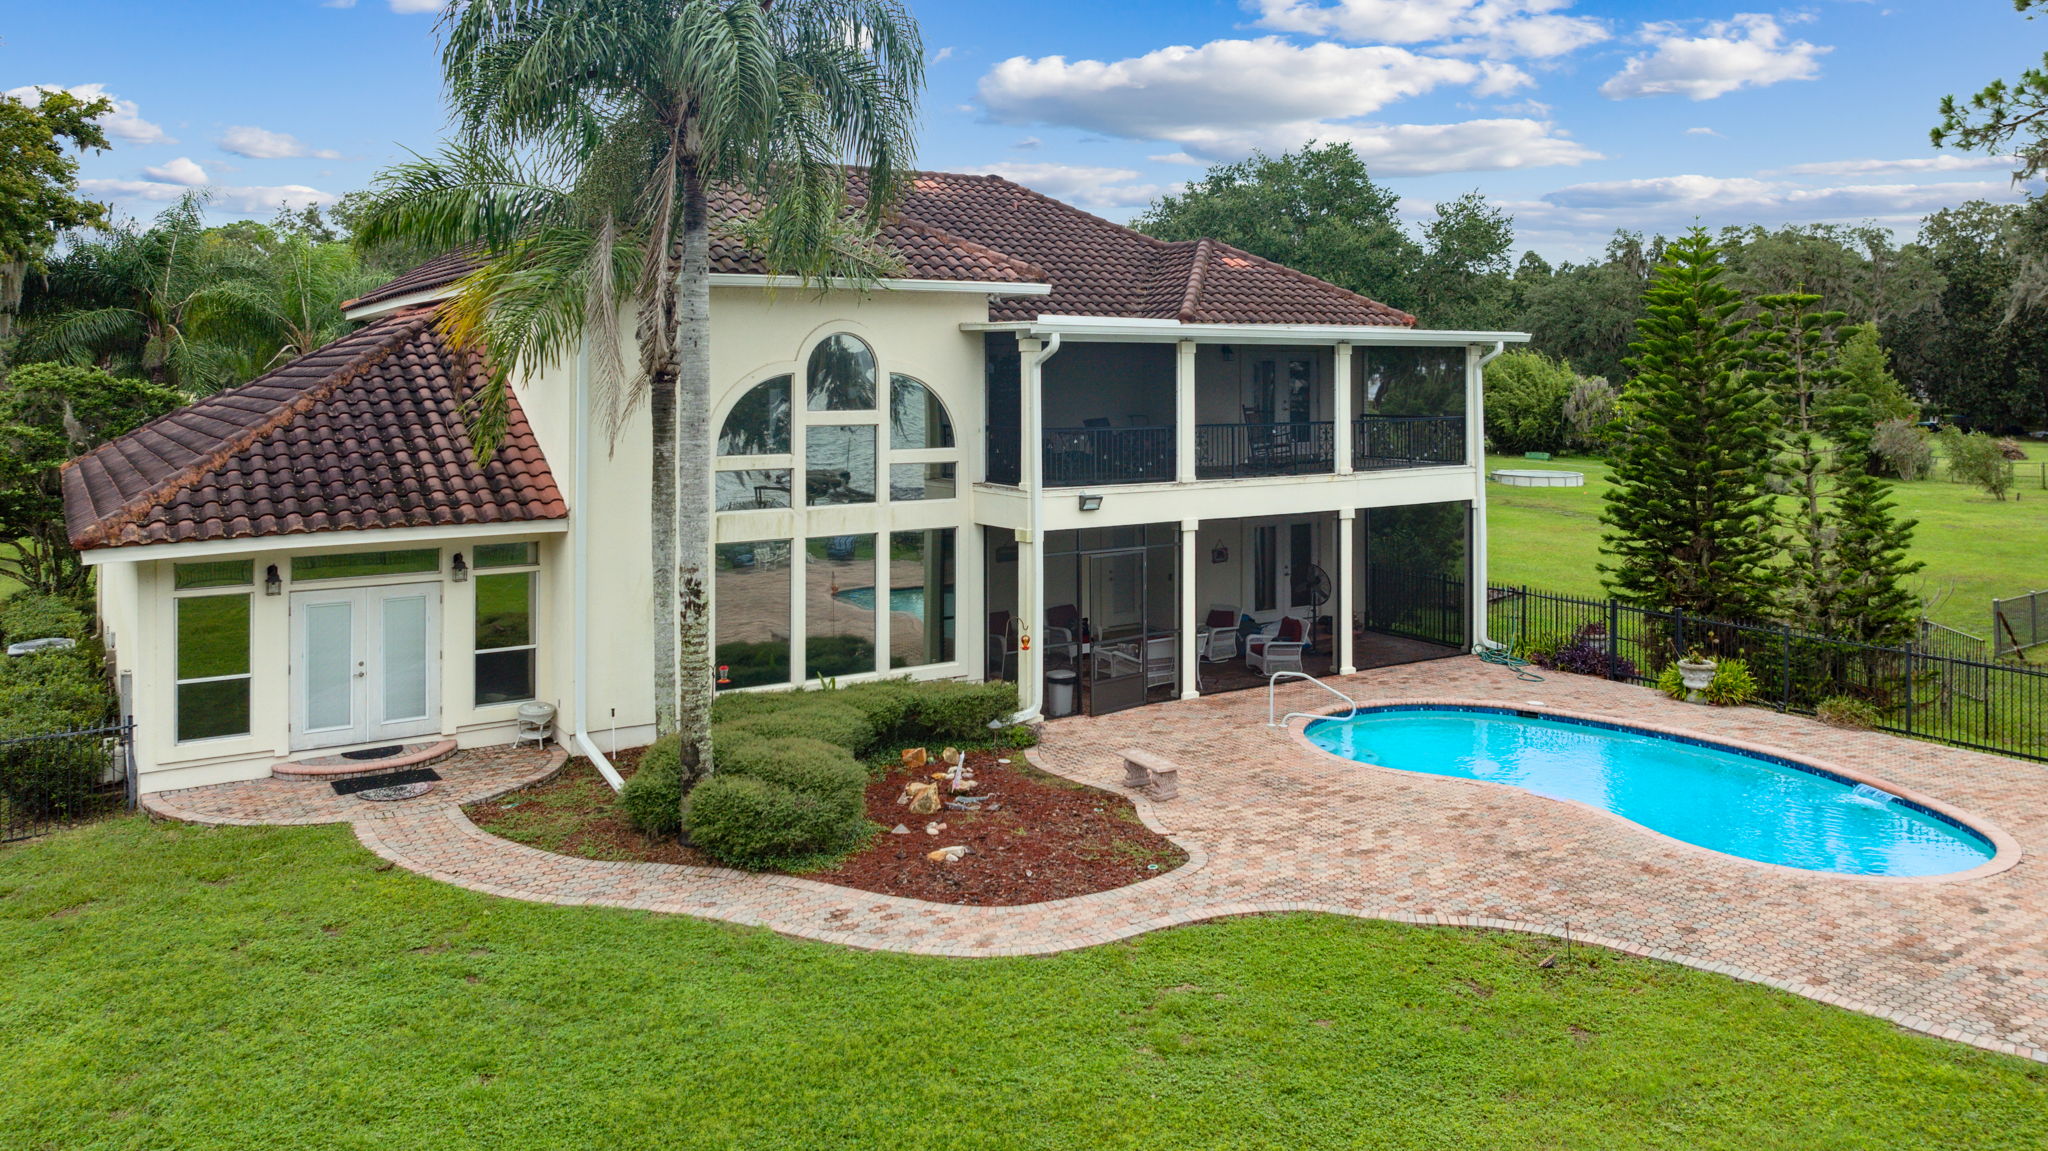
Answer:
348, 169, 1412, 328
341, 250, 481, 312
62, 308, 567, 551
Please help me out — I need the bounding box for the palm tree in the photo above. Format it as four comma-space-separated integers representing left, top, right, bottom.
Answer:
22, 193, 277, 393
356, 0, 922, 803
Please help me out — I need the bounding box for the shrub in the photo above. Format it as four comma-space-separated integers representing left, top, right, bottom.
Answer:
897, 680, 1019, 742
1870, 419, 1934, 481
1482, 350, 1576, 455
1703, 658, 1759, 706
1528, 624, 1637, 679
618, 734, 685, 837
716, 736, 866, 810
685, 774, 867, 870
1939, 428, 2015, 500
1655, 665, 1686, 701
1816, 694, 1880, 730
719, 699, 878, 756
0, 593, 90, 646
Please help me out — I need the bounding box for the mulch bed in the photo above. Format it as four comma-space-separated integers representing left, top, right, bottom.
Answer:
465, 748, 1187, 906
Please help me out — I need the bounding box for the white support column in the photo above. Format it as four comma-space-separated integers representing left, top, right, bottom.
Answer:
1337, 509, 1357, 675
1333, 342, 1354, 476
1466, 343, 1491, 651
1175, 339, 1197, 484
1179, 519, 1200, 699
1017, 335, 1048, 711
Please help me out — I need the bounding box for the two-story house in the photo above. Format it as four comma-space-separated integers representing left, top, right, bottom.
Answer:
62, 171, 1526, 793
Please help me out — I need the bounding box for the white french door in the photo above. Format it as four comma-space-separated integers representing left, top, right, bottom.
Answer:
290, 584, 442, 751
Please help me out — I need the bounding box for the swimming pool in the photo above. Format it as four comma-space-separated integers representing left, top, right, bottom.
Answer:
1303, 706, 1996, 878
832, 586, 925, 619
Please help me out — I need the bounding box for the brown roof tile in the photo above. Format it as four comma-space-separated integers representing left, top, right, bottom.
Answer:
347, 169, 1413, 328
63, 309, 566, 551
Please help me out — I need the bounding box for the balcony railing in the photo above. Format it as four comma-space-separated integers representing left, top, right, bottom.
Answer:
1354, 415, 1465, 469
1043, 425, 1175, 486
1195, 421, 1336, 479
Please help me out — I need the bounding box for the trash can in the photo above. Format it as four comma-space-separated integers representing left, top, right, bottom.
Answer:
1046, 670, 1078, 718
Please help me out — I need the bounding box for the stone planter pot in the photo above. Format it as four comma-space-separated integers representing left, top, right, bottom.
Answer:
1676, 659, 1717, 704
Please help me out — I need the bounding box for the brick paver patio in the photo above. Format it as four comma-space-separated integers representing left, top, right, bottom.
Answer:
143, 657, 2048, 1062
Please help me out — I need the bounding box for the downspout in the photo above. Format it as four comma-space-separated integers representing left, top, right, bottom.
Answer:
571, 336, 624, 789
1004, 331, 1062, 726
1470, 341, 1505, 654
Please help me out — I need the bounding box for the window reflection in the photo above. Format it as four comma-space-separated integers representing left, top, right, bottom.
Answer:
719, 374, 792, 454
806, 425, 876, 505
889, 374, 954, 449
807, 334, 876, 411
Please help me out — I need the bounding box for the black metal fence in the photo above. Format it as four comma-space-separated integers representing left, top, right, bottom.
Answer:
1994, 589, 2048, 659
1043, 425, 1175, 486
1488, 585, 2048, 764
1354, 415, 1465, 469
1195, 420, 1336, 479
0, 721, 135, 843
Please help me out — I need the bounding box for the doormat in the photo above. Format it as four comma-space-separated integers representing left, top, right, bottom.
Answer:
340, 745, 406, 761
331, 767, 442, 796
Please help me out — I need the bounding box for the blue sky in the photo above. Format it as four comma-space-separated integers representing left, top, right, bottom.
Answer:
7, 0, 2041, 260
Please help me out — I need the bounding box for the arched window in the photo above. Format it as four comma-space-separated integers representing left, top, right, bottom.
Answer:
889, 374, 955, 449
806, 333, 876, 411
719, 375, 792, 455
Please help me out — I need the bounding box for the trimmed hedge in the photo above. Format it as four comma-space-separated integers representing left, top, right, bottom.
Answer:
622, 678, 1022, 870
0, 593, 91, 647
0, 593, 116, 820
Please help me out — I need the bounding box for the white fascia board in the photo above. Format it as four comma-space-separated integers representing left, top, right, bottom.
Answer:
342, 286, 460, 322
344, 273, 1053, 322
79, 518, 568, 567
962, 315, 1531, 345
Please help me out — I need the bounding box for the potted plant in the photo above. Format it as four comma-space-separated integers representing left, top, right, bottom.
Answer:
1675, 647, 1717, 703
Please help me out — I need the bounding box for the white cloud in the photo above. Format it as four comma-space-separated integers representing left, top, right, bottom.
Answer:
80, 178, 338, 216
1013, 136, 1042, 150
1601, 14, 1828, 101
141, 157, 209, 186
1250, 0, 1608, 59
966, 162, 1172, 215
1778, 154, 2017, 176
1686, 126, 1723, 137
217, 125, 341, 160
976, 36, 1589, 173
389, 0, 445, 12
1516, 173, 2023, 244
932, 46, 955, 64
5, 82, 172, 145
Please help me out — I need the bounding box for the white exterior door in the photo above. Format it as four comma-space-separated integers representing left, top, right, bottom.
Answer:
290, 585, 441, 751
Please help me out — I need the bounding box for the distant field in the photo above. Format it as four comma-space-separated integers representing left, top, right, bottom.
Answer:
1484, 450, 2048, 639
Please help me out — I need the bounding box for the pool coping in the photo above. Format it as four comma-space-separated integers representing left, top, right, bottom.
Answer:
1282, 697, 2023, 886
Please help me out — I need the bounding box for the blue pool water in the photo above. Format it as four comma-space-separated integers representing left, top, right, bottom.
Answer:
1304, 706, 1995, 878
833, 586, 925, 619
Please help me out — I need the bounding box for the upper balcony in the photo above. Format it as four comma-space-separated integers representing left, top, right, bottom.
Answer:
984, 336, 1472, 489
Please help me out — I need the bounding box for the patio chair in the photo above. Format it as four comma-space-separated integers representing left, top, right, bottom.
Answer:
1143, 635, 1178, 690
1198, 605, 1240, 662
1247, 616, 1307, 676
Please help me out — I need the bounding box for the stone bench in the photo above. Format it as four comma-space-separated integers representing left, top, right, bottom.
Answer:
1118, 747, 1182, 802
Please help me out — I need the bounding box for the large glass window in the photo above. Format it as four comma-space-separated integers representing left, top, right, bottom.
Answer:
293, 549, 439, 581
889, 375, 954, 449
720, 375, 792, 455
807, 334, 876, 411
175, 587, 251, 742
806, 425, 876, 505
716, 468, 793, 511
475, 567, 536, 706
174, 559, 254, 590
806, 534, 877, 680
888, 529, 955, 669
889, 462, 956, 502
715, 540, 792, 689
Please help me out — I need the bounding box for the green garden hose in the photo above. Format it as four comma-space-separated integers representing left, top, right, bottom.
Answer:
1480, 607, 1545, 682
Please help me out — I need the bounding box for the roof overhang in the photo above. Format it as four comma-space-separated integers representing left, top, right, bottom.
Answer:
79, 517, 568, 566
343, 273, 1052, 322
962, 315, 1531, 346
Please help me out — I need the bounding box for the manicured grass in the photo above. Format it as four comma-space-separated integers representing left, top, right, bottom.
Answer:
4, 818, 2046, 1149
1486, 453, 2048, 638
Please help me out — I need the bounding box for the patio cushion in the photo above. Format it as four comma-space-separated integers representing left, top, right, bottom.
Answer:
1205, 608, 1236, 629
1277, 617, 1305, 642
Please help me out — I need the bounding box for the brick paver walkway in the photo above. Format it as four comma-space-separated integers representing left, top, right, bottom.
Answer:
143, 659, 2048, 1062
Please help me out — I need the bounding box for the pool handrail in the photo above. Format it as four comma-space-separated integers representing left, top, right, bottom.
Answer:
1267, 671, 1361, 727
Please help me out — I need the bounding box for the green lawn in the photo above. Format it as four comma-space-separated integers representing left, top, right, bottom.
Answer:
4, 818, 2046, 1149
1486, 451, 2048, 638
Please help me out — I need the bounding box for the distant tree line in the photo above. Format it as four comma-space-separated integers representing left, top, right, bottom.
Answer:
1138, 141, 2048, 434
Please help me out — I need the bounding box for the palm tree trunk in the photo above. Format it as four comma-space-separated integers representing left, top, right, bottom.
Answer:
672, 161, 717, 792
649, 342, 679, 739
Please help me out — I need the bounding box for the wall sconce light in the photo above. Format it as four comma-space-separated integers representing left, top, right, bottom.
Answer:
1219, 345, 1235, 362
1077, 493, 1104, 512
264, 564, 282, 596
451, 553, 469, 582
1210, 546, 1229, 564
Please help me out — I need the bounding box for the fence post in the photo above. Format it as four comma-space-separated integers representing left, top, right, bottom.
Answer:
1674, 608, 1686, 661
1903, 644, 1915, 737
1607, 598, 1620, 681
1779, 623, 1792, 713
